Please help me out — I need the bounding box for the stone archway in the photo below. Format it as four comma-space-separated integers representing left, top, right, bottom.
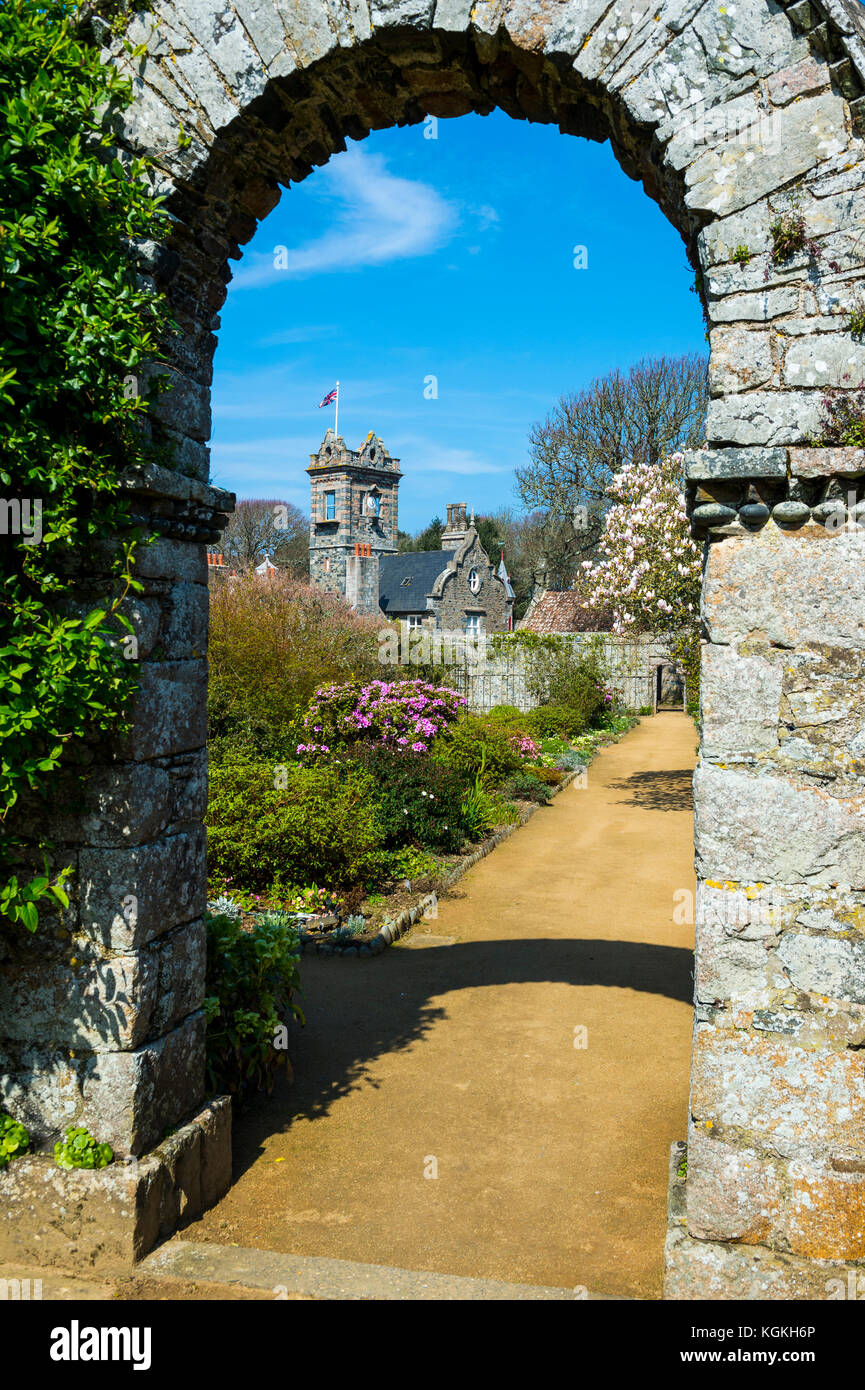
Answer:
3, 0, 865, 1296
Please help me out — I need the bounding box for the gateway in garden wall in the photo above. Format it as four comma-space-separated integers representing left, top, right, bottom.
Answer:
3, 0, 865, 1292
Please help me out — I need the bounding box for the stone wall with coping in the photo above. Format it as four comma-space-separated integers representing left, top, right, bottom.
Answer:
445, 633, 673, 713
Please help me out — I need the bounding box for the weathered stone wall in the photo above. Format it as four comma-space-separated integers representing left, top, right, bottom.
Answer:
3, 0, 865, 1287
0, 465, 233, 1157
667, 502, 865, 1291
447, 633, 672, 713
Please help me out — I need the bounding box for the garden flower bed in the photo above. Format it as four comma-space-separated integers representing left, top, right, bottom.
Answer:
207, 713, 637, 960
202, 667, 636, 1091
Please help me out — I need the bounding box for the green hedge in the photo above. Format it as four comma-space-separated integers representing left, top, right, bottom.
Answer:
207, 761, 382, 892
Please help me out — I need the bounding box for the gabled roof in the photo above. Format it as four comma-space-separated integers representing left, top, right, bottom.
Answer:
520, 588, 613, 633
379, 550, 454, 613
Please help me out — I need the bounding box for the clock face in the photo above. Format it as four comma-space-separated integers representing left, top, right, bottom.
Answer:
468, 567, 481, 594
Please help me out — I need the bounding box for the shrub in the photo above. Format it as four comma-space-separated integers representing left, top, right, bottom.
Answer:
300, 678, 465, 755
433, 714, 524, 786
527, 765, 563, 786
54, 1127, 113, 1170
204, 909, 303, 1095
554, 749, 589, 772
206, 894, 242, 921
502, 772, 552, 804
352, 746, 471, 854
509, 733, 541, 759
524, 642, 608, 727
524, 705, 588, 739
0, 1112, 29, 1168
207, 761, 382, 891
208, 573, 382, 759
484, 704, 531, 732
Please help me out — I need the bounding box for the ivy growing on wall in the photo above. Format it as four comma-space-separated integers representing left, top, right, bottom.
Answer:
0, 0, 171, 929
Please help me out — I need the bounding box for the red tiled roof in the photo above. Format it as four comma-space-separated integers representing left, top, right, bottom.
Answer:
520, 589, 613, 634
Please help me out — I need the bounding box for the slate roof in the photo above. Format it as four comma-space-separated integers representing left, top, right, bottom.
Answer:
378, 550, 454, 614
520, 588, 614, 633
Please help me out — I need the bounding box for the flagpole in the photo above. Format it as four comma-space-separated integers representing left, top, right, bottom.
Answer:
334, 380, 340, 440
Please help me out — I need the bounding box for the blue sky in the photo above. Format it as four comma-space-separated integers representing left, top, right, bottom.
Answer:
211, 110, 706, 534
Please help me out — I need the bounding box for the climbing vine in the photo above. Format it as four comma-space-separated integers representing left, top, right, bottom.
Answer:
0, 0, 172, 929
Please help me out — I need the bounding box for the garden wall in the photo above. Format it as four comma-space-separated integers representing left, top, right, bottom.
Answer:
448, 634, 673, 714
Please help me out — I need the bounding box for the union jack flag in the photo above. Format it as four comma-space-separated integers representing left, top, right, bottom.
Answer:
318, 386, 338, 408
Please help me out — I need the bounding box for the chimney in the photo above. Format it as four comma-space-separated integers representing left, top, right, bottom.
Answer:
441, 502, 468, 549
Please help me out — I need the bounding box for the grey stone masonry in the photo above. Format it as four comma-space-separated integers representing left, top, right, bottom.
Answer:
5, 0, 865, 1287
1, 467, 235, 1270
307, 429, 400, 605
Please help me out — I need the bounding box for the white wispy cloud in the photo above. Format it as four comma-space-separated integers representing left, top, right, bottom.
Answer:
232, 145, 457, 290
256, 324, 337, 348
397, 438, 510, 477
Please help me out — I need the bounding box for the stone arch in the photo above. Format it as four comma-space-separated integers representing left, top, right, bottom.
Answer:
4, 0, 865, 1294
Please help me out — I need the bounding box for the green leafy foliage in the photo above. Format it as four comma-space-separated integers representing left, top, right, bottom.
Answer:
204, 909, 304, 1095
458, 775, 499, 839
208, 573, 383, 761
503, 771, 553, 804
351, 746, 473, 854
432, 714, 525, 786
0, 1110, 30, 1167
847, 298, 865, 337
206, 760, 383, 893
769, 210, 811, 264
522, 640, 609, 726
813, 385, 865, 448
54, 1126, 114, 1170
0, 0, 172, 928
523, 705, 591, 739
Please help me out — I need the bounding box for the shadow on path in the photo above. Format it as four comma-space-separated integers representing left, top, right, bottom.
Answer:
610, 768, 694, 812
230, 935, 693, 1181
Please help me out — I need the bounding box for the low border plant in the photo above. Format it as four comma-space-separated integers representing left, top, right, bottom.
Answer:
54, 1126, 114, 1170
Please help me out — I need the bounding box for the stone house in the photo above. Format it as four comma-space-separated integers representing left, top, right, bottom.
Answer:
307, 430, 514, 632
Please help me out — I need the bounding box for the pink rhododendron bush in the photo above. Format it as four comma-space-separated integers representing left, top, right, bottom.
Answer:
581, 452, 701, 635
299, 679, 466, 755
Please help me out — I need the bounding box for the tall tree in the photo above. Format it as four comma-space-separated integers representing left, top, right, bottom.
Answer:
398, 516, 444, 552
517, 354, 708, 531
220, 498, 309, 577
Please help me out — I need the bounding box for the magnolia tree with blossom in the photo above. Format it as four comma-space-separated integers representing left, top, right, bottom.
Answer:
581, 452, 701, 636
